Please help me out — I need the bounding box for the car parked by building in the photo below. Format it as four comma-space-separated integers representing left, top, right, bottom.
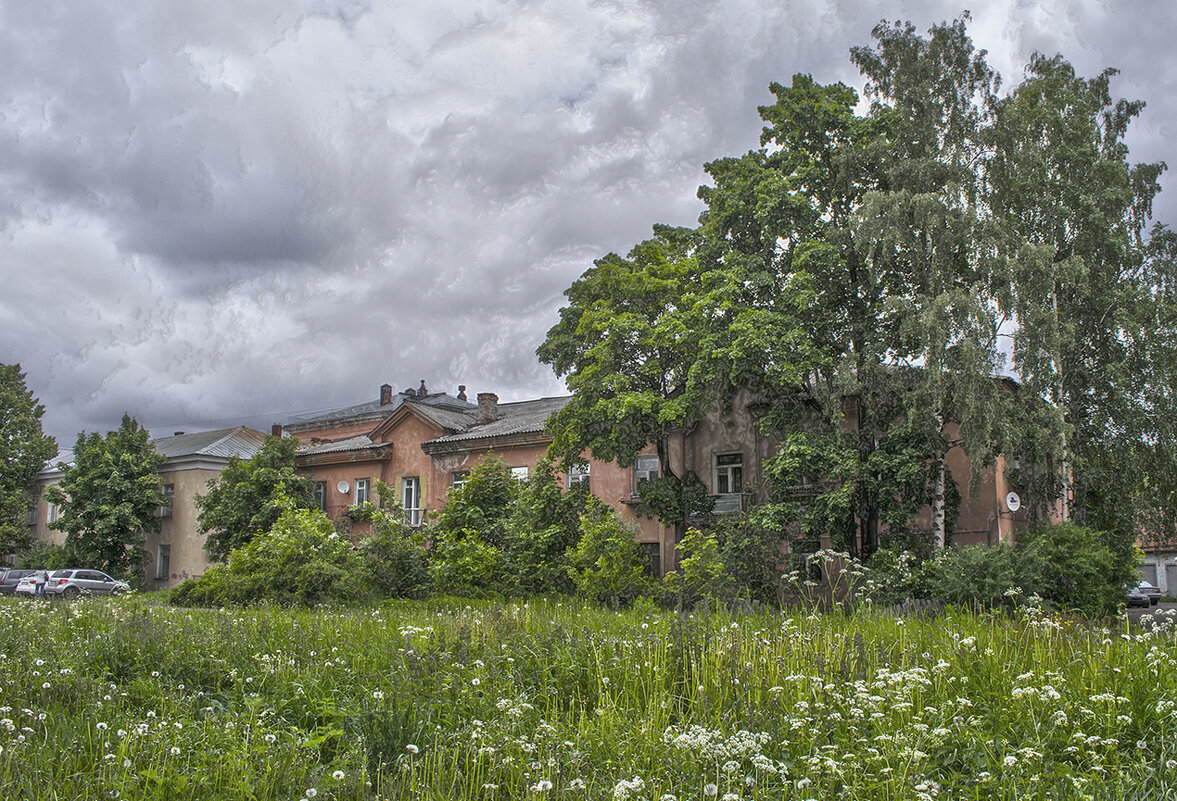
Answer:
1137, 581, 1163, 606
43, 569, 130, 598
0, 568, 36, 595
1127, 585, 1152, 608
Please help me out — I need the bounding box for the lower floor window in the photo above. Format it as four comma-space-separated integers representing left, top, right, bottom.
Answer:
402, 477, 422, 526
156, 544, 171, 581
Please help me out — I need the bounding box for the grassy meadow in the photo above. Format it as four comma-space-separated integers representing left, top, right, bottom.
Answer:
0, 595, 1175, 800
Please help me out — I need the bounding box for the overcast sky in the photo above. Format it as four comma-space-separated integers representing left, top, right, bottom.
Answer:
3, 0, 1175, 448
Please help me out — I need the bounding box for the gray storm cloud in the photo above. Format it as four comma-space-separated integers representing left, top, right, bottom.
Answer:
1, 0, 1174, 445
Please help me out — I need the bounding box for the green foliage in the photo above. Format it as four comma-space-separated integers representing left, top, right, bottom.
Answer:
197, 435, 313, 561
428, 456, 593, 597
431, 453, 516, 549
926, 545, 1030, 611
352, 502, 431, 600
663, 528, 729, 610
708, 514, 786, 606
538, 226, 727, 530
1015, 522, 1135, 618
0, 364, 56, 555
15, 541, 70, 571
44, 414, 165, 578
566, 501, 656, 607
428, 528, 506, 598
172, 504, 372, 607
501, 459, 589, 595
634, 472, 714, 530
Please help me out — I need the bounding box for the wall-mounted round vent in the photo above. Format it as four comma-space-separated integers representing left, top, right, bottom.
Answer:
337, 480, 350, 494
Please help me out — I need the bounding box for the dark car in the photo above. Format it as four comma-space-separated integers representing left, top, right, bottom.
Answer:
1127, 585, 1151, 608
1137, 581, 1163, 606
0, 568, 35, 595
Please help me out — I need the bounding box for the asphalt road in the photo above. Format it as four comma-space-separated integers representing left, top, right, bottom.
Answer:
1125, 600, 1177, 624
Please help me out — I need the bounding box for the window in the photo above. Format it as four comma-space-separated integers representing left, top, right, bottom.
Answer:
47, 502, 59, 524
312, 481, 326, 511
567, 462, 590, 489
633, 455, 659, 493
450, 471, 470, 490
354, 478, 370, 506
156, 544, 171, 581
510, 466, 529, 481
159, 483, 174, 518
402, 477, 421, 526
713, 453, 743, 495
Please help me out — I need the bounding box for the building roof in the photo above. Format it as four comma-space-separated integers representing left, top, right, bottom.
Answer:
285, 387, 474, 432
296, 434, 383, 456
152, 427, 267, 460
424, 396, 571, 447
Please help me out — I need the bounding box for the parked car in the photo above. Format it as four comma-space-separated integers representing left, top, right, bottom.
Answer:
43, 569, 130, 598
1127, 585, 1152, 608
0, 568, 35, 595
1137, 581, 1163, 606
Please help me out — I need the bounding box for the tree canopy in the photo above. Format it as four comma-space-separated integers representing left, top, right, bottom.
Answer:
0, 364, 56, 555
44, 414, 165, 577
540, 15, 1174, 560
196, 435, 313, 561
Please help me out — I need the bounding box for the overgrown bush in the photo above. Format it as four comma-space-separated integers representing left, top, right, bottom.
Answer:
861, 546, 938, 606
566, 501, 657, 607
502, 459, 588, 595
926, 544, 1028, 610
172, 504, 373, 607
1016, 521, 1134, 617
354, 502, 431, 599
429, 527, 506, 598
663, 528, 729, 610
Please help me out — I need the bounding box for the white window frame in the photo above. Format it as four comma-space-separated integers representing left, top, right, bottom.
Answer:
354, 478, 370, 506
159, 483, 175, 518
312, 481, 327, 511
510, 466, 529, 481
47, 501, 59, 524
567, 462, 590, 489
633, 455, 659, 493
450, 471, 470, 490
713, 452, 743, 495
402, 477, 422, 526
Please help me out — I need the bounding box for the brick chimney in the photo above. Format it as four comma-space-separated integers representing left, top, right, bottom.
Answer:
457, 384, 467, 402
271, 423, 283, 437
476, 392, 499, 423
380, 383, 393, 405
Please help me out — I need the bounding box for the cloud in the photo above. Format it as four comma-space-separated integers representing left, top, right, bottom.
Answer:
1, 0, 1175, 444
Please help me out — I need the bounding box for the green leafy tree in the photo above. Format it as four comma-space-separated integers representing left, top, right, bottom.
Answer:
566, 500, 657, 607
44, 414, 164, 577
990, 53, 1175, 558
501, 458, 587, 594
537, 226, 720, 532
698, 39, 1002, 557
196, 435, 313, 561
0, 364, 56, 555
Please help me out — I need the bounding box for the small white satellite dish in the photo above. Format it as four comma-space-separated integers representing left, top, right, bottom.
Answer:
336, 480, 350, 494
1005, 491, 1021, 512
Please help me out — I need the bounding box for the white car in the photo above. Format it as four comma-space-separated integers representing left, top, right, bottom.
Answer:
13, 575, 38, 596
44, 569, 130, 598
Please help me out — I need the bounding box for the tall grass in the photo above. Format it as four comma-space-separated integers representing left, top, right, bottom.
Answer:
0, 596, 1174, 799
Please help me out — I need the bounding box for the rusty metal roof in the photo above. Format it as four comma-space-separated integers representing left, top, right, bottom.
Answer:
424, 396, 570, 445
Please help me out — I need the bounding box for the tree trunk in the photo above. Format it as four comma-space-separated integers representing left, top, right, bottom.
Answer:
931, 452, 946, 551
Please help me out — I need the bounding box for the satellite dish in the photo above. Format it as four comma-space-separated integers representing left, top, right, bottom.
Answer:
1005, 491, 1021, 512
337, 480, 350, 494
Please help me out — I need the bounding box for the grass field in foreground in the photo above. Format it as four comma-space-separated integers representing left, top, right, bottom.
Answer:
0, 596, 1175, 800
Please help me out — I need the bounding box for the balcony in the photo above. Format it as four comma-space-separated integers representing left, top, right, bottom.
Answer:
711, 493, 753, 515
